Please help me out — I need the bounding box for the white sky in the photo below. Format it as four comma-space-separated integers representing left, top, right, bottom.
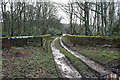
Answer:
1, 0, 120, 24
53, 0, 120, 24
57, 9, 70, 24
52, 0, 70, 24
52, 0, 69, 3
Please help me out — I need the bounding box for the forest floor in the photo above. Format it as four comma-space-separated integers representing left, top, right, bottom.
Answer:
1, 36, 120, 78
2, 37, 58, 78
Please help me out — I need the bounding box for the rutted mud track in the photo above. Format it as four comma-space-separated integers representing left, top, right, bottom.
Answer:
60, 36, 118, 78
51, 37, 82, 78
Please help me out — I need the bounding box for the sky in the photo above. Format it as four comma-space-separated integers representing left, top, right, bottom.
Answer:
52, 0, 69, 3
52, 0, 120, 24
57, 9, 70, 24
0, 0, 70, 24
1, 0, 120, 24
52, 0, 69, 24
0, 0, 69, 24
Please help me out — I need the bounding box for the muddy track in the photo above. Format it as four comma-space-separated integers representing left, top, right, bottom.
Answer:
51, 37, 82, 78
60, 36, 118, 78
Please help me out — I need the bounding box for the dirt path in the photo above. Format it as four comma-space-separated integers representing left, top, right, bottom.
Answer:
51, 37, 82, 78
60, 36, 118, 78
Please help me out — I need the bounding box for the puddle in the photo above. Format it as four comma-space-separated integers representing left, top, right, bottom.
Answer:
60, 36, 118, 78
51, 37, 82, 78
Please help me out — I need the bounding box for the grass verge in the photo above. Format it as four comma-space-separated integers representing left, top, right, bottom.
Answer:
62, 36, 119, 75
62, 36, 119, 64
67, 34, 120, 39
80, 47, 119, 64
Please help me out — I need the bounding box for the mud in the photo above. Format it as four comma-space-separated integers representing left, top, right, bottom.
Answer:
51, 37, 82, 78
60, 36, 118, 78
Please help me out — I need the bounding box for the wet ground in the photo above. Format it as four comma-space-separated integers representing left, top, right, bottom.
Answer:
51, 37, 81, 78
1, 35, 119, 78
59, 36, 119, 78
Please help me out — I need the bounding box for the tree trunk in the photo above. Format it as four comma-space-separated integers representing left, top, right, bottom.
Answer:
10, 2, 14, 36
103, 2, 108, 36
70, 3, 73, 35
97, 3, 100, 35
109, 2, 114, 36
23, 2, 26, 34
101, 2, 104, 36
85, 2, 91, 36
